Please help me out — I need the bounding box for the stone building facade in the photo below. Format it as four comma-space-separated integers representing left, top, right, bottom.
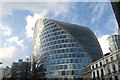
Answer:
82, 50, 120, 80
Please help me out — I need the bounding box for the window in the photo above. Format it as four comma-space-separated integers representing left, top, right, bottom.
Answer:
118, 62, 120, 70
59, 36, 62, 39
64, 65, 67, 69
109, 77, 112, 80
77, 53, 80, 57
66, 49, 69, 52
72, 53, 75, 57
106, 59, 108, 63
71, 70, 75, 75
70, 48, 74, 52
70, 59, 74, 63
63, 44, 67, 47
65, 39, 68, 43
65, 71, 70, 75
114, 76, 119, 80
100, 62, 102, 66
61, 40, 64, 43
107, 66, 111, 73
79, 48, 82, 52
62, 71, 65, 75
75, 59, 79, 63
57, 60, 60, 64
111, 57, 113, 61
97, 70, 99, 78
96, 64, 98, 68
93, 72, 95, 78
63, 35, 66, 38
81, 53, 84, 57
101, 69, 104, 76
59, 45, 62, 48
116, 54, 119, 59
92, 65, 94, 69
72, 44, 75, 47
60, 65, 63, 69
112, 64, 116, 72
66, 59, 69, 63
58, 50, 60, 53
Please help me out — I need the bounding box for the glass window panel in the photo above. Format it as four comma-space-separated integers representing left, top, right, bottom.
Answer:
61, 71, 65, 75
64, 65, 67, 69
81, 53, 84, 57
75, 59, 79, 63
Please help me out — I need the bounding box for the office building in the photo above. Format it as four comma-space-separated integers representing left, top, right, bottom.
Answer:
10, 59, 30, 80
32, 19, 103, 80
3, 66, 11, 80
107, 35, 120, 52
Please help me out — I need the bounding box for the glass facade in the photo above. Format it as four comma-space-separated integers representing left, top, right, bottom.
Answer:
32, 19, 103, 80
107, 35, 120, 52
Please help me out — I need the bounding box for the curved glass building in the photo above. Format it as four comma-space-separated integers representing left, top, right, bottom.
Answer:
32, 18, 103, 80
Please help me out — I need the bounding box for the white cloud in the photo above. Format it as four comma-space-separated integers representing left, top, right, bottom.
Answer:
25, 12, 47, 39
0, 24, 12, 36
6, 36, 24, 47
0, 46, 25, 66
1, 2, 71, 39
0, 2, 72, 66
90, 3, 107, 24
0, 36, 25, 66
24, 3, 71, 39
98, 35, 110, 54
0, 35, 26, 66
1, 2, 70, 16
0, 22, 26, 66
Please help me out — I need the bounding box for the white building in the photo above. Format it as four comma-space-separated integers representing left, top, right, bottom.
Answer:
0, 68, 5, 80
82, 50, 120, 80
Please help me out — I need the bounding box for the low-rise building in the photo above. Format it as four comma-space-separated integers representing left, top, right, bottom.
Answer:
3, 66, 11, 80
82, 50, 120, 80
10, 59, 30, 80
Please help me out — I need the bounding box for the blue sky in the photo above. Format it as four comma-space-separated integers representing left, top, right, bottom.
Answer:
0, 1, 118, 66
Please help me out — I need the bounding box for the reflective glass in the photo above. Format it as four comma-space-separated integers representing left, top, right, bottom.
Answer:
35, 19, 93, 79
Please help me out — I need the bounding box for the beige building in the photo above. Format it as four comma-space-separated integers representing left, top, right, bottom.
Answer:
82, 50, 120, 80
